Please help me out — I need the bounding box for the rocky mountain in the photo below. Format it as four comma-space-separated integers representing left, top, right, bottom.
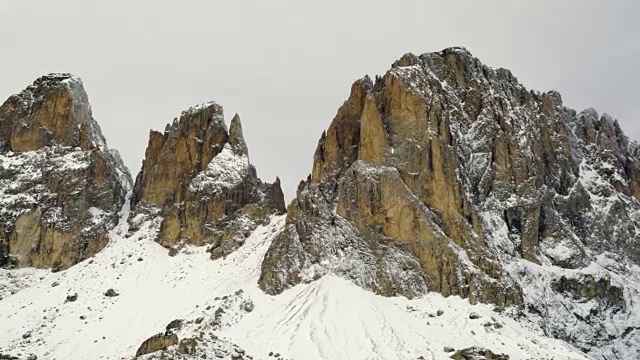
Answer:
259, 47, 640, 359
1, 49, 639, 360
129, 102, 286, 258
0, 74, 132, 271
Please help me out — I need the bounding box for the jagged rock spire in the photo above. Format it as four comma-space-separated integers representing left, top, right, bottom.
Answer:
130, 102, 285, 259
131, 101, 229, 208
229, 113, 249, 155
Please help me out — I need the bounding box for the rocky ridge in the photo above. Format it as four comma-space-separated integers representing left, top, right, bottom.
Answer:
129, 102, 285, 258
0, 73, 132, 270
259, 47, 640, 358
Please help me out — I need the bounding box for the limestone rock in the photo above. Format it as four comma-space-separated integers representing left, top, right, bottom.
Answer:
259, 47, 640, 357
135, 333, 178, 357
0, 74, 132, 270
130, 102, 285, 258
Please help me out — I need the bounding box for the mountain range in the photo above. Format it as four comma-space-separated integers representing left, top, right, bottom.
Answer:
0, 48, 638, 360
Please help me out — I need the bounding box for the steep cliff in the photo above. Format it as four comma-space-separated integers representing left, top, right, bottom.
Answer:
0, 73, 132, 270
259, 48, 640, 358
130, 102, 285, 258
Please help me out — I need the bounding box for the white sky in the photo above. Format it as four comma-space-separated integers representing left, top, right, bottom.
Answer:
1, 1, 638, 201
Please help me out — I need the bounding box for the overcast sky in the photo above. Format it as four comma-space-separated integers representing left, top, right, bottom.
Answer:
1, 1, 638, 201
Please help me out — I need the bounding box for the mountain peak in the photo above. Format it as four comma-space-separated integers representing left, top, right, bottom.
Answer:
0, 74, 132, 270
19, 73, 87, 108
260, 48, 640, 358
0, 72, 110, 152
31, 72, 82, 85
393, 47, 473, 67
229, 113, 248, 155
180, 100, 222, 118
131, 101, 285, 258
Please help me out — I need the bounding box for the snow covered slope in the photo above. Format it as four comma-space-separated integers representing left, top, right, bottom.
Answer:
0, 197, 588, 360
223, 276, 588, 360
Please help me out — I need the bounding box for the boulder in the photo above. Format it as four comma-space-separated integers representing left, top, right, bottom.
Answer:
104, 288, 119, 297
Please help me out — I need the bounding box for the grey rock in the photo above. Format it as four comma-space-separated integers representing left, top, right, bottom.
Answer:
104, 288, 119, 297
165, 319, 183, 332
240, 299, 254, 313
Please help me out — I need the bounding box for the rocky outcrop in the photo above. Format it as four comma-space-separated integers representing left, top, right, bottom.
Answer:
135, 333, 178, 357
130, 102, 285, 258
449, 347, 509, 360
259, 48, 640, 357
0, 74, 132, 270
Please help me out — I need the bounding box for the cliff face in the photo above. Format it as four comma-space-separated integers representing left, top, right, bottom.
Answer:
0, 74, 132, 270
130, 102, 285, 258
259, 48, 640, 357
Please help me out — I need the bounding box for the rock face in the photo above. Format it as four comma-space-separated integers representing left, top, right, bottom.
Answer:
130, 102, 285, 258
0, 74, 132, 270
259, 48, 640, 358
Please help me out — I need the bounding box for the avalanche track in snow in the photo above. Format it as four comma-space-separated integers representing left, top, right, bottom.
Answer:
1, 202, 587, 360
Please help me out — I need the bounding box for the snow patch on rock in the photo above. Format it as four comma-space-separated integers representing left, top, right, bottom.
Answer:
189, 144, 250, 196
